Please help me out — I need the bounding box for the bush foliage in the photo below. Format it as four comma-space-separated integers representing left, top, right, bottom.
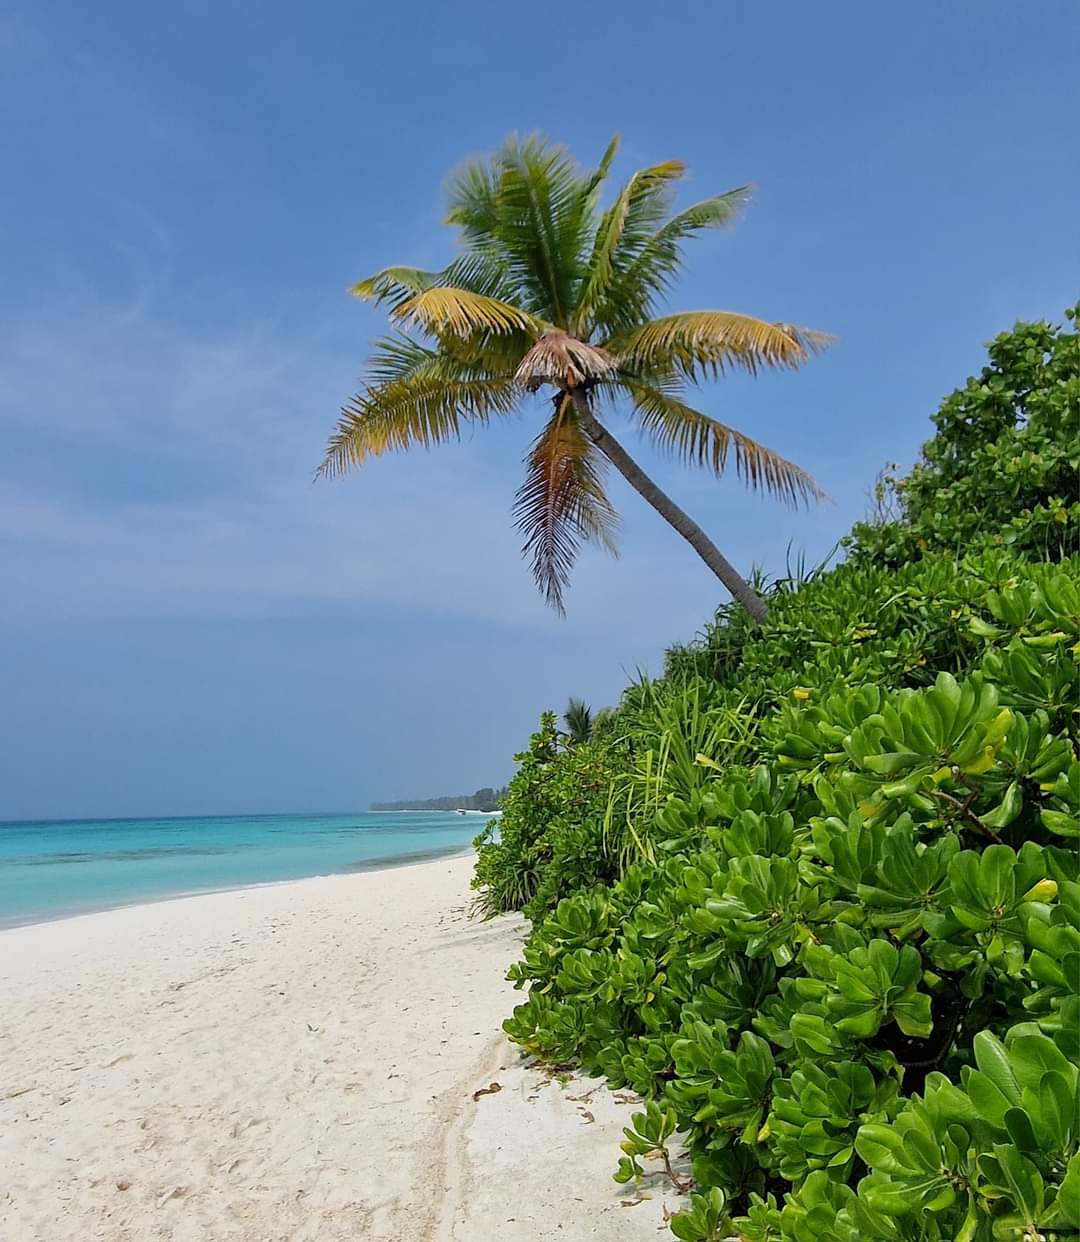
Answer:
847, 303, 1078, 567
471, 713, 621, 920
473, 308, 1080, 1241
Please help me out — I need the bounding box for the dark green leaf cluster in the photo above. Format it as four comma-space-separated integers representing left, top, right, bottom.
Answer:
470, 713, 622, 920
847, 305, 1079, 566
478, 308, 1080, 1240
499, 568, 1079, 1238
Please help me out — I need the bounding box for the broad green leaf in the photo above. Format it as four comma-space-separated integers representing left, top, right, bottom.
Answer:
1008, 1034, 1071, 1092
855, 1124, 907, 1172
1037, 1070, 1075, 1150
1058, 1151, 1080, 1226
974, 1032, 1021, 1104
1003, 1107, 1039, 1153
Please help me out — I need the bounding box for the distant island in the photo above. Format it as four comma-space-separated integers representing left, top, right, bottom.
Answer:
371, 786, 506, 813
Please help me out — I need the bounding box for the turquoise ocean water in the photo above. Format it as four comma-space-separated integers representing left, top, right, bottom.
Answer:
0, 811, 492, 929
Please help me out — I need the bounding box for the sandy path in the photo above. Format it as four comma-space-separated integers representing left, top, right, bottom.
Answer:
0, 856, 679, 1240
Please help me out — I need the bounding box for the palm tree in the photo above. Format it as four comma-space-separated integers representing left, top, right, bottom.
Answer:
563, 697, 593, 745
320, 134, 830, 621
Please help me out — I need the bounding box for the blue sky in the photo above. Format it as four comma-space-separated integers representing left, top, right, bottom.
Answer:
1, 1, 1077, 819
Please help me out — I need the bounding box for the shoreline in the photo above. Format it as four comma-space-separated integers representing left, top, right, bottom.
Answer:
0, 840, 478, 934
1, 852, 675, 1240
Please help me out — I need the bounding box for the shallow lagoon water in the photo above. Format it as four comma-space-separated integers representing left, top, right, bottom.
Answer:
0, 811, 491, 927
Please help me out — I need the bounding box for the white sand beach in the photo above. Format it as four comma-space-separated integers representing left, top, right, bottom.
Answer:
0, 855, 679, 1240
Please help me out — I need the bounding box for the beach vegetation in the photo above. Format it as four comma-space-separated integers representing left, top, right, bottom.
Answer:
475, 306, 1080, 1240
847, 305, 1079, 567
564, 697, 594, 745
320, 134, 831, 620
470, 712, 620, 919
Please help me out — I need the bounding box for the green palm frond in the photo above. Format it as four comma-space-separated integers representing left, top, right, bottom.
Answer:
574, 161, 687, 337
362, 331, 524, 390
513, 395, 620, 613
608, 161, 686, 256
483, 134, 596, 326
444, 156, 502, 245
617, 378, 827, 506
350, 265, 442, 311
431, 324, 535, 377
594, 186, 752, 334
610, 310, 832, 380
581, 134, 621, 200
447, 135, 618, 327
439, 252, 519, 301
350, 253, 519, 312
563, 697, 594, 744
318, 368, 518, 479
364, 333, 443, 386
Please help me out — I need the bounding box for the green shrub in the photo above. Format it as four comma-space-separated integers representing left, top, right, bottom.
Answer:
502, 566, 1080, 1236
847, 304, 1079, 566
480, 307, 1080, 1240
471, 712, 622, 920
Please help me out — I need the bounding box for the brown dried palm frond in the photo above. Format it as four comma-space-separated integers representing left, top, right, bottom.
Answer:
514, 329, 619, 392
513, 394, 619, 613
392, 286, 543, 337
619, 378, 828, 507
611, 311, 833, 380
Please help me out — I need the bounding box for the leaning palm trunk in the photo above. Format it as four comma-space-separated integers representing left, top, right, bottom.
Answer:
321, 134, 831, 617
569, 389, 769, 620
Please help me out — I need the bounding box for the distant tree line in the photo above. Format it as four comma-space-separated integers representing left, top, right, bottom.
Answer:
371, 786, 506, 813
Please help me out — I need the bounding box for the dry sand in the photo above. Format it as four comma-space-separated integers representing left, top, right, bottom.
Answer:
0, 855, 683, 1240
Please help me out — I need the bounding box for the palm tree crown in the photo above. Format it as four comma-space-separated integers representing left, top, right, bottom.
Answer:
563, 697, 593, 745
320, 134, 830, 618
